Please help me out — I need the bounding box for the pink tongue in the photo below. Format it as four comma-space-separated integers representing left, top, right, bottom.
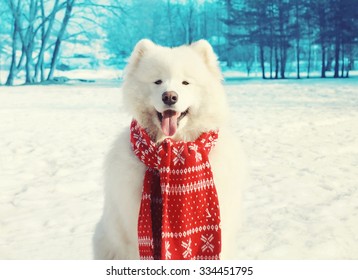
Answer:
161, 110, 180, 136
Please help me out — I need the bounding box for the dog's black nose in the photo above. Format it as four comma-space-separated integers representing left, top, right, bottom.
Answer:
162, 91, 178, 106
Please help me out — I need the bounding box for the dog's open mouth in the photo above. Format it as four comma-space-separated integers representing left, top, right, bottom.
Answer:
157, 109, 189, 137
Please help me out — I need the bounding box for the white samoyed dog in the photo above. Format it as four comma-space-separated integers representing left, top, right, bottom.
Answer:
93, 39, 247, 260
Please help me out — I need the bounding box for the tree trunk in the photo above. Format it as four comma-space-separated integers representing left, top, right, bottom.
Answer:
35, 0, 60, 82
47, 39, 62, 81
278, 2, 287, 79
6, 22, 18, 86
269, 44, 273, 79
307, 42, 312, 78
340, 42, 344, 78
40, 0, 46, 82
280, 43, 287, 79
333, 0, 344, 78
225, 0, 233, 68
274, 46, 279, 79
25, 47, 33, 84
321, 44, 326, 78
295, 0, 300, 79
326, 48, 334, 71
259, 43, 266, 79
296, 40, 300, 79
306, 16, 312, 78
346, 46, 353, 77
333, 36, 340, 78
6, 0, 22, 86
317, 1, 327, 78
23, 0, 38, 84
47, 0, 75, 81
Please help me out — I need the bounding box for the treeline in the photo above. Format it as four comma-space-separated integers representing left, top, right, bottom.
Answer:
0, 0, 115, 85
105, 0, 357, 79
1, 0, 77, 85
224, 0, 358, 79
0, 0, 357, 85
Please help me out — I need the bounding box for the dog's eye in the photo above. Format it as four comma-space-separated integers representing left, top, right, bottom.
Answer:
182, 81, 189, 85
154, 80, 162, 85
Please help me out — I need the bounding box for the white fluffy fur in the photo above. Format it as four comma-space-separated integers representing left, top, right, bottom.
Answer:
93, 39, 247, 259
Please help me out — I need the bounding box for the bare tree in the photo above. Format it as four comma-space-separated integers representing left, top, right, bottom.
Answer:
47, 0, 75, 80
3, 0, 85, 85
34, 0, 61, 82
293, 0, 302, 79
5, 0, 22, 85
175, 0, 198, 45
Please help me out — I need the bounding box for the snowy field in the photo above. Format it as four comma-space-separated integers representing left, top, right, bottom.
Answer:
0, 78, 357, 259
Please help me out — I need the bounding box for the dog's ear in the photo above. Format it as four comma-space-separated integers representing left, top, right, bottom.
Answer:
126, 39, 156, 73
190, 40, 223, 80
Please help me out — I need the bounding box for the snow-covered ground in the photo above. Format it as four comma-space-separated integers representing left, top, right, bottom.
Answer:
0, 78, 357, 259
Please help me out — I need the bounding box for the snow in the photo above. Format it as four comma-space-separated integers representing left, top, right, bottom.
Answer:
57, 69, 123, 81
0, 78, 357, 259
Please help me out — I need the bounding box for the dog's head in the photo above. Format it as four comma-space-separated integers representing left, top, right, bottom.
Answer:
122, 39, 227, 142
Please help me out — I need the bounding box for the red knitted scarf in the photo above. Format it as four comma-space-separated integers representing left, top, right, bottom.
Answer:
130, 120, 221, 260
